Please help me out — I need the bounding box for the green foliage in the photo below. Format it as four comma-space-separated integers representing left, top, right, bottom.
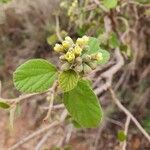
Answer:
117, 130, 127, 142
103, 0, 118, 9
143, 117, 150, 133
0, 0, 11, 4
63, 80, 103, 128
87, 37, 100, 54
87, 37, 110, 64
108, 32, 120, 49
59, 70, 79, 92
98, 49, 110, 64
13, 36, 110, 128
0, 101, 10, 109
13, 59, 57, 93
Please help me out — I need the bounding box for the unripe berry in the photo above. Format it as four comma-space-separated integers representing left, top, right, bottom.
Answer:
74, 64, 83, 73
65, 51, 75, 62
61, 62, 71, 71
83, 63, 92, 74
54, 44, 64, 52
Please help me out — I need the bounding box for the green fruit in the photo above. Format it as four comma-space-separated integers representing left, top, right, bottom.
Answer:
61, 62, 71, 71
83, 63, 92, 74
74, 64, 83, 73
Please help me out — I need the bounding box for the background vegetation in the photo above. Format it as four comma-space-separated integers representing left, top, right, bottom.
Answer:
0, 0, 150, 149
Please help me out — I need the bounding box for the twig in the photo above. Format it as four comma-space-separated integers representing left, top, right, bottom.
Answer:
35, 130, 53, 150
109, 88, 150, 143
1, 93, 40, 104
94, 48, 124, 95
55, 15, 63, 42
8, 121, 59, 150
43, 82, 58, 122
41, 104, 64, 110
8, 110, 68, 150
122, 116, 131, 150
0, 80, 2, 96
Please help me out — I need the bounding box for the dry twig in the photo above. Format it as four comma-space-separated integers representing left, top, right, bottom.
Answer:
109, 88, 150, 143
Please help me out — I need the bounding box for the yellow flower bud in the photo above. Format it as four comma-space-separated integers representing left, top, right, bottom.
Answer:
65, 52, 75, 62
91, 52, 103, 61
73, 45, 82, 56
95, 52, 103, 61
76, 38, 84, 47
62, 41, 70, 49
54, 44, 64, 52
65, 36, 74, 44
76, 36, 89, 47
82, 35, 89, 44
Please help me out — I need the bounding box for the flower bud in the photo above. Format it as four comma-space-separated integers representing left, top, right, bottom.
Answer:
62, 41, 70, 49
83, 63, 92, 74
76, 38, 85, 47
82, 54, 91, 62
91, 52, 103, 61
75, 57, 82, 65
59, 55, 66, 61
74, 64, 83, 73
87, 61, 97, 70
82, 35, 89, 44
76, 36, 89, 47
95, 52, 103, 61
65, 36, 74, 44
82, 45, 89, 52
54, 44, 64, 52
73, 45, 82, 56
65, 51, 75, 62
61, 62, 71, 71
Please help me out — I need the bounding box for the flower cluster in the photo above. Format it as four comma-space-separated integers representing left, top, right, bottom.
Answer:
54, 36, 103, 74
67, 0, 78, 21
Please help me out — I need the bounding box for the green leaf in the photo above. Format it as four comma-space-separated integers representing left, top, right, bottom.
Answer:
0, 101, 10, 109
63, 80, 103, 128
108, 32, 120, 48
103, 0, 118, 9
59, 70, 79, 92
117, 130, 127, 142
47, 34, 57, 45
87, 37, 100, 54
98, 49, 110, 64
143, 117, 150, 133
13, 59, 57, 93
72, 120, 82, 128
